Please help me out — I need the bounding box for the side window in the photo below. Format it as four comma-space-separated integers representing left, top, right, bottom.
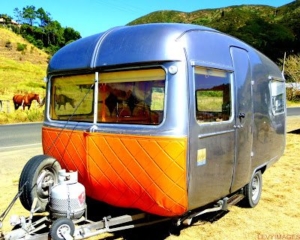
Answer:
98, 68, 166, 125
50, 74, 95, 122
269, 79, 285, 115
195, 67, 232, 123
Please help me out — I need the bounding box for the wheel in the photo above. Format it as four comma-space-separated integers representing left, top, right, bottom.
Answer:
50, 218, 75, 240
19, 155, 61, 212
242, 171, 262, 208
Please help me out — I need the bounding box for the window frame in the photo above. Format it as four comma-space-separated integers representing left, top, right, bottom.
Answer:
49, 67, 167, 125
194, 66, 233, 124
49, 73, 95, 122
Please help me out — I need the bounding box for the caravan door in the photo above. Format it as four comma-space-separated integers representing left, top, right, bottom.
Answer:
188, 66, 236, 209
188, 49, 253, 209
230, 47, 253, 192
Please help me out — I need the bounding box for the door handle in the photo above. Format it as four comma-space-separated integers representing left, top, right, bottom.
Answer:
238, 112, 245, 121
239, 113, 246, 122
236, 112, 245, 129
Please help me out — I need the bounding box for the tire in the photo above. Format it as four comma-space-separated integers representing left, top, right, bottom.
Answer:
18, 155, 61, 212
242, 171, 262, 208
50, 218, 75, 240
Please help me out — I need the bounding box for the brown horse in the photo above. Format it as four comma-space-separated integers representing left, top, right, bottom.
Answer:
13, 93, 41, 110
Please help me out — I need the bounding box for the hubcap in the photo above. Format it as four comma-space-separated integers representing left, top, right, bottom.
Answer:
37, 169, 56, 198
57, 224, 71, 239
251, 175, 260, 201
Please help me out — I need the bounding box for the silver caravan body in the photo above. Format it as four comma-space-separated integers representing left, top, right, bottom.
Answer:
43, 23, 286, 216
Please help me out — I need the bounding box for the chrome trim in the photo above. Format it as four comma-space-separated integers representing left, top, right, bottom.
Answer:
268, 75, 284, 82
93, 72, 99, 124
198, 129, 235, 139
190, 60, 234, 72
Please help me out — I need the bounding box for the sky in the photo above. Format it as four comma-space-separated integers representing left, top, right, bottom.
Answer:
0, 0, 294, 38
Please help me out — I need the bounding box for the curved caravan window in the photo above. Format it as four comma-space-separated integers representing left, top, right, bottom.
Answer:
50, 74, 95, 122
50, 68, 166, 125
194, 67, 232, 123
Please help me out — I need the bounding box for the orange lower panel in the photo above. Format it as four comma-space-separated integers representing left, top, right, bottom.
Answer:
42, 126, 188, 217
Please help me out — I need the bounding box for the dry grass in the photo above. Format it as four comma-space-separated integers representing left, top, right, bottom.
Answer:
0, 28, 49, 66
0, 28, 47, 97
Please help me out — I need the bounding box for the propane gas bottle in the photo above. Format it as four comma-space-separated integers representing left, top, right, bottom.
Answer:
49, 169, 86, 219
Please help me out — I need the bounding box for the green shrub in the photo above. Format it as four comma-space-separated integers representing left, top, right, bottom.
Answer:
17, 43, 27, 52
36, 39, 44, 49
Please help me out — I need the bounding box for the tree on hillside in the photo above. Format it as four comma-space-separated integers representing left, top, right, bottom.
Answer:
64, 27, 81, 44
36, 8, 51, 28
13, 8, 22, 24
279, 11, 300, 54
22, 5, 37, 26
235, 18, 294, 60
45, 20, 64, 46
10, 5, 81, 55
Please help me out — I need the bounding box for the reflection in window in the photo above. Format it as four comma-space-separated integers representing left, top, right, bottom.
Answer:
98, 68, 165, 125
50, 74, 95, 122
195, 67, 231, 123
49, 68, 166, 125
270, 80, 285, 115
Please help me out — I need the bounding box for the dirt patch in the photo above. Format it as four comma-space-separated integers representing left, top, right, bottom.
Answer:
0, 147, 43, 223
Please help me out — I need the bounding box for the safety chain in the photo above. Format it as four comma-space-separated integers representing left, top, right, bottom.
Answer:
67, 184, 71, 219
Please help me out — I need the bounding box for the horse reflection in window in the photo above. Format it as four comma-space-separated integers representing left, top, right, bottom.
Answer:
55, 94, 76, 110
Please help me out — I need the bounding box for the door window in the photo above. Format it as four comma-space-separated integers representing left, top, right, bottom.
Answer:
194, 67, 232, 123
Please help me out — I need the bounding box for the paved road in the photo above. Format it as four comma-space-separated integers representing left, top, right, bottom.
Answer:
0, 107, 299, 152
287, 107, 300, 116
0, 122, 42, 151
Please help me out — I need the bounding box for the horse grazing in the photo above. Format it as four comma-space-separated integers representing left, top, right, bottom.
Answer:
13, 93, 41, 110
55, 94, 76, 110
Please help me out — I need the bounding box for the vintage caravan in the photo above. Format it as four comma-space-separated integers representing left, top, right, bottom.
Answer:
1, 23, 286, 239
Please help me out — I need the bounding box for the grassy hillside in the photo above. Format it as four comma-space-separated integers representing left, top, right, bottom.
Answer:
128, 1, 300, 62
129, 4, 278, 27
0, 27, 49, 123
